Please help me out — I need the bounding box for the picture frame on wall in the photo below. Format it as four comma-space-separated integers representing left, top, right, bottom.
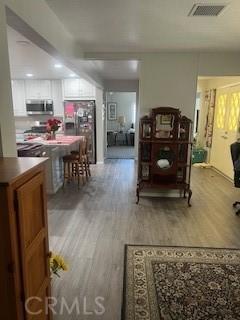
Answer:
108, 103, 117, 120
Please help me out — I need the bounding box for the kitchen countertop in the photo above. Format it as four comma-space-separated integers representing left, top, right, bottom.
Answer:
17, 136, 85, 194
0, 157, 48, 186
25, 135, 84, 146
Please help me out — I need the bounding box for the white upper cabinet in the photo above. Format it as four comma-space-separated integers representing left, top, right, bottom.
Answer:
63, 79, 80, 98
11, 78, 96, 118
25, 80, 52, 99
11, 80, 26, 116
52, 80, 64, 117
63, 78, 95, 99
41, 80, 52, 99
79, 78, 95, 97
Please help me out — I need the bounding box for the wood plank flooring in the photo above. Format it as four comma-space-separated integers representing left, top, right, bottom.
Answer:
106, 146, 135, 159
48, 160, 240, 319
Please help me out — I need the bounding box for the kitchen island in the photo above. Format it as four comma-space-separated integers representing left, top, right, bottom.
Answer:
27, 135, 83, 194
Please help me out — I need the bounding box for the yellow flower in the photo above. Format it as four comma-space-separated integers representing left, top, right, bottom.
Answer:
54, 255, 68, 271
50, 253, 68, 274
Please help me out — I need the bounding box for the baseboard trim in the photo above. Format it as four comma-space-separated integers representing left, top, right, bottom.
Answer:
211, 166, 233, 182
97, 161, 104, 165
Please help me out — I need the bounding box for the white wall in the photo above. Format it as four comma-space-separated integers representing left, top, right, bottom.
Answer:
94, 53, 240, 124
138, 53, 240, 145
106, 92, 136, 131
140, 53, 199, 120
137, 52, 240, 160
95, 87, 104, 164
104, 80, 139, 92
0, 3, 17, 156
198, 53, 240, 77
203, 77, 240, 89
136, 53, 199, 162
196, 80, 208, 148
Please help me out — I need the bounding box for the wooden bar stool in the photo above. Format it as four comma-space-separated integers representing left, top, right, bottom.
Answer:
63, 137, 87, 188
85, 138, 91, 177
71, 137, 91, 179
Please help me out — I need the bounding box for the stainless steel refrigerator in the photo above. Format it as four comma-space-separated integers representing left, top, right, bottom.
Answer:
64, 100, 96, 163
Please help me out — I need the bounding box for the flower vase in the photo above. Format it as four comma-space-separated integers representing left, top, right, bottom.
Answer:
50, 131, 56, 140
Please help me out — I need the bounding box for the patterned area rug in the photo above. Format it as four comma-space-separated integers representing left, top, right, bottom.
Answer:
122, 245, 240, 320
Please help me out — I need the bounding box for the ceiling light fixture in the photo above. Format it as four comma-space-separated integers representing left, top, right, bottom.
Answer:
54, 63, 63, 68
69, 73, 76, 77
26, 73, 33, 77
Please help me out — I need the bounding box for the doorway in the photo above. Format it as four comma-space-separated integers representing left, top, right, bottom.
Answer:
196, 76, 240, 179
106, 91, 136, 159
193, 92, 201, 139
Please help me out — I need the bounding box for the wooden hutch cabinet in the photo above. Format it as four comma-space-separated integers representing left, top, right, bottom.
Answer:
137, 107, 193, 205
0, 158, 52, 320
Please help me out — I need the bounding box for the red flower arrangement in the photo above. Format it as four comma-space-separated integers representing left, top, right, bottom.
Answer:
47, 118, 61, 133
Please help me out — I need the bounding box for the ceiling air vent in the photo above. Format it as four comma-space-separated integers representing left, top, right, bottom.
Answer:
189, 4, 227, 16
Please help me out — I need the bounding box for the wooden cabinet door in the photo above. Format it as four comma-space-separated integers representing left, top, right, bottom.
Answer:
16, 173, 51, 320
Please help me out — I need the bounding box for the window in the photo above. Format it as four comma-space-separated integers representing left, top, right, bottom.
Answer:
228, 92, 240, 132
216, 94, 227, 129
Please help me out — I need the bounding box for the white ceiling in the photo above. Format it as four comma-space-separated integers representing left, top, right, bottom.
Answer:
84, 60, 139, 80
7, 27, 76, 79
7, 27, 140, 80
46, 0, 240, 52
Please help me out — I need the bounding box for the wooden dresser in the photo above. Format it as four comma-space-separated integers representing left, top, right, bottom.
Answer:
0, 157, 52, 320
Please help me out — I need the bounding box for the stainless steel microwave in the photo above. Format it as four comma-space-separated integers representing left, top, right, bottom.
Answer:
26, 99, 54, 115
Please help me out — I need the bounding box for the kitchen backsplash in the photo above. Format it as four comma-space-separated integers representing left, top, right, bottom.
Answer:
15, 115, 63, 131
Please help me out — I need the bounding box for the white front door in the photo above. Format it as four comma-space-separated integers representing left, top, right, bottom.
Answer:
211, 86, 240, 179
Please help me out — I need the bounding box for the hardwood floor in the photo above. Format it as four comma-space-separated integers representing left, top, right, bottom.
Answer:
48, 159, 240, 319
106, 146, 135, 159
